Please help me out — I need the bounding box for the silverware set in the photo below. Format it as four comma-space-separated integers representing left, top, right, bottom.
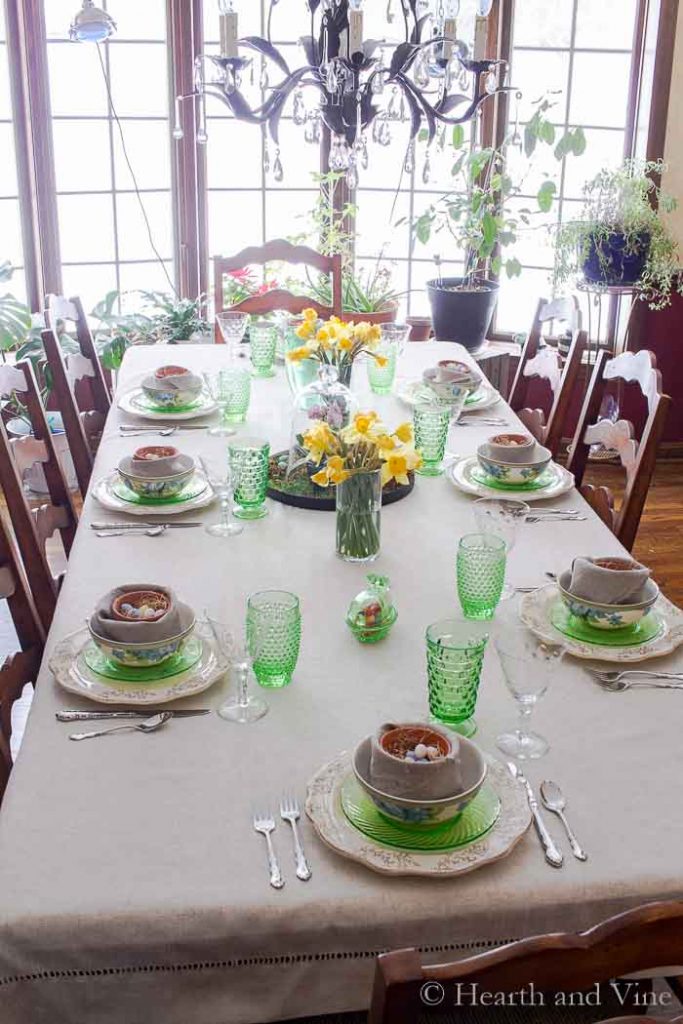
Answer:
91, 522, 202, 538
69, 710, 172, 741
253, 796, 311, 889
118, 424, 208, 437
454, 417, 508, 428
588, 668, 683, 691
507, 762, 587, 868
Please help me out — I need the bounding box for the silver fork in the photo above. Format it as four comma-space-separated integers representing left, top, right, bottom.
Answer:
253, 811, 284, 889
280, 795, 312, 881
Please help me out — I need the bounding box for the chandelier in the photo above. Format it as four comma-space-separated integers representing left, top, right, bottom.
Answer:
173, 0, 509, 187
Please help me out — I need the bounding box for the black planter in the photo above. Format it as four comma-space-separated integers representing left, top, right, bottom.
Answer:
426, 278, 499, 354
582, 231, 650, 286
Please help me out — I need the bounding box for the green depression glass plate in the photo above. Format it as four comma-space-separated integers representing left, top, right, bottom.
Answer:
132, 391, 204, 415
470, 464, 555, 492
83, 636, 203, 682
550, 599, 664, 648
111, 474, 207, 506
340, 775, 501, 852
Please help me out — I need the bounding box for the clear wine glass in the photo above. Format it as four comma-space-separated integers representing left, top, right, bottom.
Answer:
495, 623, 566, 760
216, 312, 250, 355
473, 498, 529, 599
203, 370, 237, 437
217, 644, 268, 724
200, 454, 244, 537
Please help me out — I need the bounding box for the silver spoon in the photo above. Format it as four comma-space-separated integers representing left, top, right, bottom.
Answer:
540, 780, 588, 862
96, 526, 167, 538
69, 711, 172, 741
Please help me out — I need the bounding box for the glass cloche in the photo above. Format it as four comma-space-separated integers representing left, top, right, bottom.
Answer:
286, 364, 357, 477
345, 574, 397, 644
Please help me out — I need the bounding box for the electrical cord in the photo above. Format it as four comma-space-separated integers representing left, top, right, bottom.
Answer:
96, 43, 178, 297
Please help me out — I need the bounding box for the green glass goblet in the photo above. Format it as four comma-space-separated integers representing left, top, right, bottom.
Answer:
246, 590, 301, 688
413, 402, 451, 476
426, 618, 490, 737
229, 437, 270, 520
249, 320, 277, 378
457, 533, 507, 621
367, 342, 398, 395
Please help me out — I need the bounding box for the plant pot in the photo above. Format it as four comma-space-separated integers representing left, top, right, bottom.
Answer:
343, 303, 398, 325
582, 231, 650, 286
426, 278, 499, 354
7, 413, 78, 494
406, 316, 433, 342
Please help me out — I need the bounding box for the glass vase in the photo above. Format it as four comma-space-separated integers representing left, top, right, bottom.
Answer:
336, 469, 381, 563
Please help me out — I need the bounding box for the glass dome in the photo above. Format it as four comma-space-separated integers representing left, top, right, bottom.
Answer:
286, 364, 357, 477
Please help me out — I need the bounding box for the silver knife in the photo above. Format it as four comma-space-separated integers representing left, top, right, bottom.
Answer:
56, 709, 211, 721
91, 522, 203, 530
507, 762, 564, 868
119, 424, 208, 431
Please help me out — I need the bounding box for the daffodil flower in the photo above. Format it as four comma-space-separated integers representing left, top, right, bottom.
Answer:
381, 452, 410, 487
394, 422, 413, 443
287, 345, 312, 362
302, 307, 318, 322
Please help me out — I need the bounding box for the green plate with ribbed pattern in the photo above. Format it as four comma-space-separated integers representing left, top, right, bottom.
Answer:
550, 600, 663, 647
470, 465, 555, 492
111, 474, 208, 506
132, 392, 204, 415
340, 776, 500, 852
83, 636, 203, 682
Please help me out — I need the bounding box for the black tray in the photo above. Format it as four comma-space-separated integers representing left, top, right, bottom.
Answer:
267, 452, 415, 511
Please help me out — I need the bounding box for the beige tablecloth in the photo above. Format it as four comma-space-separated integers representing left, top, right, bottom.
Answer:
0, 343, 681, 1024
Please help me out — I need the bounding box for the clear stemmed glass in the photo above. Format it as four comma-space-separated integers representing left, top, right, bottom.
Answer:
216, 312, 250, 355
473, 498, 530, 599
494, 623, 566, 760
203, 371, 237, 437
217, 644, 268, 724
200, 454, 244, 537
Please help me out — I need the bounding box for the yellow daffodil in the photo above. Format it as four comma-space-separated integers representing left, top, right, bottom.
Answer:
302, 422, 335, 464
372, 353, 389, 368
348, 411, 379, 439
403, 446, 423, 472
316, 327, 332, 349
368, 324, 382, 343
303, 307, 318, 322
295, 320, 315, 341
338, 335, 353, 352
310, 467, 331, 487
326, 455, 350, 484
375, 433, 396, 451
394, 422, 413, 443
381, 452, 410, 487
287, 345, 312, 362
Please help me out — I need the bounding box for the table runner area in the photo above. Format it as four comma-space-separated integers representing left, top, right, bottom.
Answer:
0, 343, 681, 1024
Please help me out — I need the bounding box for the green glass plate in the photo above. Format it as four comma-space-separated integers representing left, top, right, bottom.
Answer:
470, 464, 555, 492
83, 635, 203, 682
550, 599, 663, 647
132, 392, 204, 415
110, 474, 207, 506
340, 775, 501, 852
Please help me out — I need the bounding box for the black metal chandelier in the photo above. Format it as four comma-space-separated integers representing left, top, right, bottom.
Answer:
174, 0, 509, 186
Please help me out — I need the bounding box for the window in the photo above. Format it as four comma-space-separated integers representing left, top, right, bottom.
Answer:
0, 2, 26, 301
45, 0, 174, 312
495, 0, 640, 336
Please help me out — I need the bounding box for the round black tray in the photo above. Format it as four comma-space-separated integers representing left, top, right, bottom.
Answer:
267, 452, 415, 511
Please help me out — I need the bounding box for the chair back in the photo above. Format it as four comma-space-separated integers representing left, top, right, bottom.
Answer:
45, 294, 112, 413
525, 295, 582, 350
0, 361, 75, 632
213, 239, 343, 329
509, 327, 587, 457
567, 349, 671, 550
370, 899, 683, 1024
41, 327, 106, 498
0, 513, 44, 799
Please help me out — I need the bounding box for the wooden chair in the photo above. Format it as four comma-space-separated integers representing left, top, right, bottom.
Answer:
41, 326, 106, 498
370, 899, 683, 1024
45, 293, 112, 409
567, 349, 671, 551
509, 296, 586, 457
0, 361, 77, 632
213, 239, 343, 331
0, 513, 45, 801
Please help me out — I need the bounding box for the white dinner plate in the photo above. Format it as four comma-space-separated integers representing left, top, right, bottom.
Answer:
92, 470, 216, 516
397, 379, 500, 412
306, 753, 530, 878
118, 387, 217, 422
447, 455, 574, 502
520, 585, 683, 663
49, 619, 234, 705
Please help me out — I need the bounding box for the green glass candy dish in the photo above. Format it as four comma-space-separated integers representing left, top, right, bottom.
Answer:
346, 575, 397, 644
83, 634, 203, 682
550, 599, 663, 647
470, 465, 555, 492
340, 774, 500, 851
111, 474, 207, 506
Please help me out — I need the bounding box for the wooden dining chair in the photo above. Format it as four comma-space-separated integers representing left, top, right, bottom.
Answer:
41, 326, 106, 498
566, 349, 671, 551
213, 239, 344, 330
0, 513, 45, 801
509, 296, 586, 457
370, 899, 683, 1024
0, 361, 76, 632
44, 293, 112, 408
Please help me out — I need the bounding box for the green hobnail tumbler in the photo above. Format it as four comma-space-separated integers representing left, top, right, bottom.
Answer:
426, 618, 490, 737
247, 590, 302, 688
456, 532, 507, 620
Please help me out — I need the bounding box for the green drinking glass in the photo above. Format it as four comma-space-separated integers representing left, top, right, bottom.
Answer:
413, 402, 451, 476
426, 619, 490, 737
457, 533, 507, 621
229, 437, 270, 520
366, 343, 398, 395
250, 320, 277, 378
247, 590, 301, 688
220, 366, 251, 423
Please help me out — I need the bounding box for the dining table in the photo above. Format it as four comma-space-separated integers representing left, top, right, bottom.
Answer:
0, 340, 682, 1024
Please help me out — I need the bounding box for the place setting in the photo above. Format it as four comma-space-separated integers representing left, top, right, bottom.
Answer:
92, 442, 217, 517
448, 428, 575, 503
397, 356, 501, 414
118, 364, 219, 422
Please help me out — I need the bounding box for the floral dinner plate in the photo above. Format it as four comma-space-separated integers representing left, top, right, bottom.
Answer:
397, 379, 500, 412
448, 455, 574, 502
118, 387, 217, 422
93, 470, 215, 516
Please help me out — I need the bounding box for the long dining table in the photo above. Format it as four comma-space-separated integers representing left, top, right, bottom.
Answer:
0, 340, 682, 1024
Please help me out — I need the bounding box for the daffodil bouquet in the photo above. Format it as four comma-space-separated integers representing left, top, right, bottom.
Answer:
287, 309, 387, 383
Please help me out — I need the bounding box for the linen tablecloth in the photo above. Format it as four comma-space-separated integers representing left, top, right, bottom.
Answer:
0, 343, 681, 1024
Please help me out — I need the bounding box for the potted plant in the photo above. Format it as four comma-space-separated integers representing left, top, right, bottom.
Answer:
0, 262, 32, 357
411, 98, 586, 352
553, 159, 683, 309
